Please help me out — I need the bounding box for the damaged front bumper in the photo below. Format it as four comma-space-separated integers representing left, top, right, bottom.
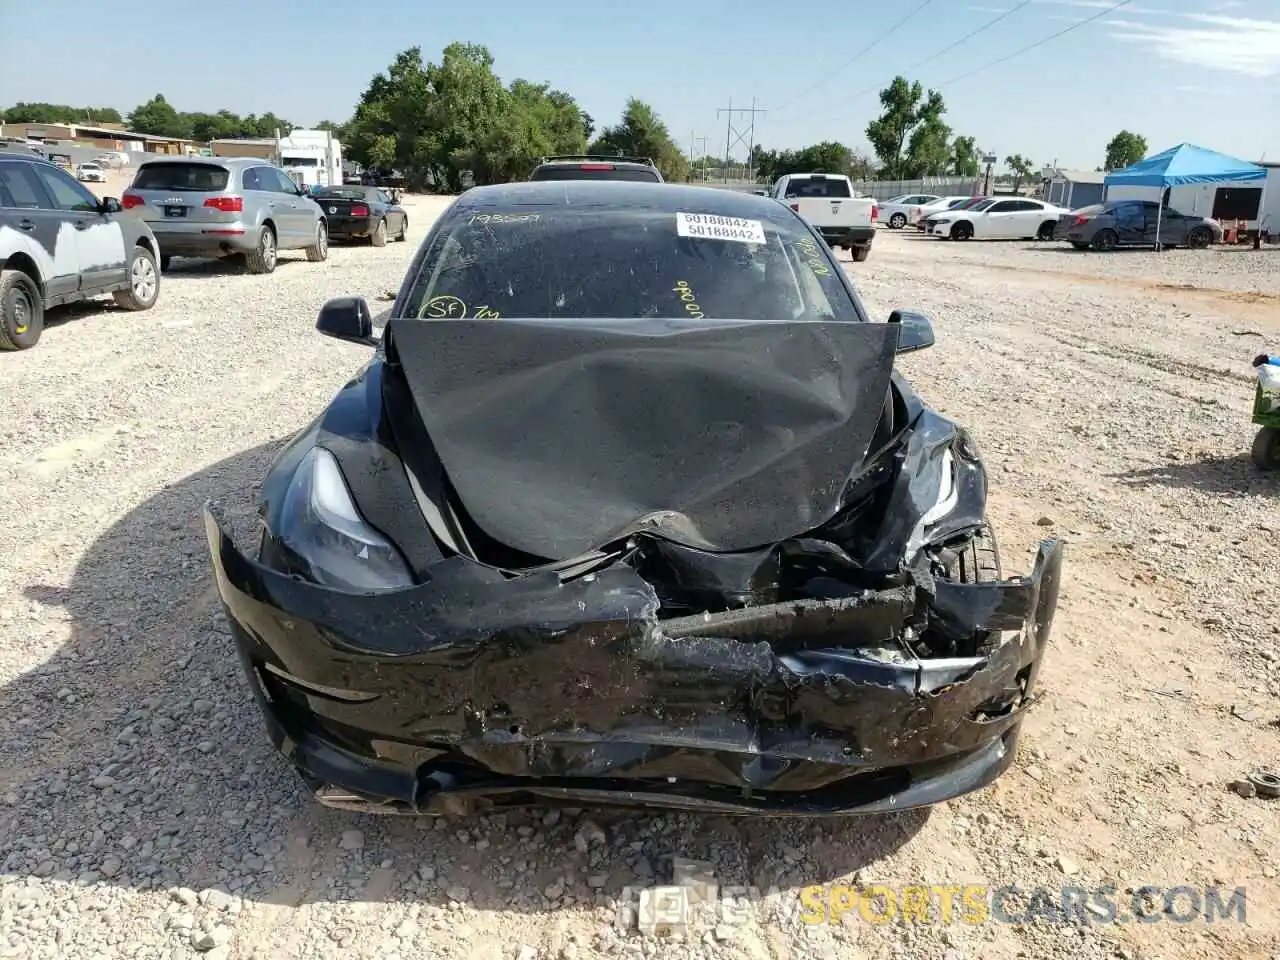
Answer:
204, 505, 1063, 817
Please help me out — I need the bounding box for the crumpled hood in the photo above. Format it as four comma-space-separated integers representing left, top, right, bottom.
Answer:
387, 316, 898, 560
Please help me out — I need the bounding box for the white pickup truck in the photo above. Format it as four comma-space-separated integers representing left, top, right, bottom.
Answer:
770, 172, 878, 261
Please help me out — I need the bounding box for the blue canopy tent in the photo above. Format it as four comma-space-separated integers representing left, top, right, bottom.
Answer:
1103, 143, 1267, 250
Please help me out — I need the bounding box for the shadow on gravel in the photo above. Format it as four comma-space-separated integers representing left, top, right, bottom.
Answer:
2, 439, 927, 936
162, 256, 315, 280
1112, 454, 1278, 496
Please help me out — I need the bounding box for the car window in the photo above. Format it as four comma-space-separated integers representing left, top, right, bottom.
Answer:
32, 164, 99, 212
530, 164, 661, 182
376, 189, 392, 204
783, 178, 852, 199
260, 168, 294, 193
969, 199, 997, 212
986, 200, 1018, 213
242, 166, 271, 192
402, 206, 859, 324
947, 198, 969, 208
0, 162, 45, 209
134, 162, 230, 192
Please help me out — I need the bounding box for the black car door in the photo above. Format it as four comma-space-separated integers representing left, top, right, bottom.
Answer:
0, 160, 84, 301
376, 189, 402, 232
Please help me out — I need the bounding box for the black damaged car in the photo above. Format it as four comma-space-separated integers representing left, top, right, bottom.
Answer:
205, 181, 1063, 817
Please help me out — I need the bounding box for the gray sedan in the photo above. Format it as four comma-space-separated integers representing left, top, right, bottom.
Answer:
1056, 200, 1221, 251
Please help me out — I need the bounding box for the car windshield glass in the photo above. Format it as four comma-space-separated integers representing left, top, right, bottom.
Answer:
315, 187, 372, 199
402, 207, 859, 323
970, 199, 997, 212
133, 163, 230, 192
1077, 204, 1106, 215
783, 178, 851, 199
531, 165, 659, 182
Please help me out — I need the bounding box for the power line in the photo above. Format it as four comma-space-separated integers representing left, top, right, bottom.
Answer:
938, 0, 1135, 86
772, 0, 937, 113
794, 0, 1134, 131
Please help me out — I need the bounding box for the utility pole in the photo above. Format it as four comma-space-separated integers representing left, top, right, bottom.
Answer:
717, 98, 766, 183
688, 132, 707, 182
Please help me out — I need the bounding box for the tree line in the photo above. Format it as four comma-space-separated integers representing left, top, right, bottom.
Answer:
2, 62, 1151, 189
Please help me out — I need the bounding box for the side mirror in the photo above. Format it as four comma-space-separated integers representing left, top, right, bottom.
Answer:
316, 296, 378, 347
100, 196, 122, 214
888, 309, 935, 353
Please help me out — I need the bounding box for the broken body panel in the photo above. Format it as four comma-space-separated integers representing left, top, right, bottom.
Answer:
205, 322, 1063, 816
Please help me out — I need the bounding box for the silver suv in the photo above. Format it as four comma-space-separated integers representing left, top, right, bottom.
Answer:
122, 156, 328, 274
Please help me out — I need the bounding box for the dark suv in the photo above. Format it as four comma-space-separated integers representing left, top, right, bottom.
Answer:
0, 153, 161, 351
529, 155, 664, 183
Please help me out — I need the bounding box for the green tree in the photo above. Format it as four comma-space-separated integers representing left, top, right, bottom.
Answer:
950, 136, 980, 177
1103, 130, 1147, 171
1, 102, 122, 124
866, 77, 949, 179
1005, 154, 1035, 191
127, 95, 191, 138
589, 98, 688, 181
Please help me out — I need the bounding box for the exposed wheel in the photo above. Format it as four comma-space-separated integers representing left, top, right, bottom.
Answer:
851, 244, 871, 263
159, 254, 172, 272
1186, 226, 1213, 250
1036, 220, 1056, 241
395, 216, 408, 241
305, 220, 329, 262
1091, 228, 1118, 251
112, 244, 160, 311
889, 212, 907, 229
0, 268, 44, 351
245, 225, 278, 274
1252, 427, 1280, 471
371, 218, 388, 247
950, 221, 973, 241
956, 524, 1002, 584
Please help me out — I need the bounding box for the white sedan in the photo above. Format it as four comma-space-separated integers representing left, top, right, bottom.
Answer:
878, 193, 941, 229
911, 195, 977, 227
925, 197, 1068, 241
76, 162, 107, 183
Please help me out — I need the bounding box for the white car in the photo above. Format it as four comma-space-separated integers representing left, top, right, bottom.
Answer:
76, 162, 107, 183
878, 193, 941, 229
911, 195, 977, 229
925, 197, 1068, 241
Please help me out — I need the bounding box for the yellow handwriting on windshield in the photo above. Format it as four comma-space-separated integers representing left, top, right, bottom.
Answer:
474, 306, 500, 319
422, 295, 468, 319
794, 236, 832, 277
673, 280, 705, 319
469, 213, 541, 226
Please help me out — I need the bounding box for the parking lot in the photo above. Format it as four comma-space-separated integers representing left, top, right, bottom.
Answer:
1, 201, 1277, 960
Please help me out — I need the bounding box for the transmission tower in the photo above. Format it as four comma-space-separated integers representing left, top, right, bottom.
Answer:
717, 98, 766, 182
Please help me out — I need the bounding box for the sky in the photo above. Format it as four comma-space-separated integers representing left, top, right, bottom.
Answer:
1, 0, 1277, 170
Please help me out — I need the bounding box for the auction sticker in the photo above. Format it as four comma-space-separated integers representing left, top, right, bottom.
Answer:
676, 212, 766, 245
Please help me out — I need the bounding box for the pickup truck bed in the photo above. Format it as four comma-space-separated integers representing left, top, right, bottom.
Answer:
771, 173, 877, 261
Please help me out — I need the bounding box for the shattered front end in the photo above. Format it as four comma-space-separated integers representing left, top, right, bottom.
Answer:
204, 504, 1062, 817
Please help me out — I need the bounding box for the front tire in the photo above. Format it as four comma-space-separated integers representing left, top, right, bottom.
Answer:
0, 269, 44, 351
889, 212, 907, 229
395, 216, 408, 241
371, 219, 388, 247
305, 221, 328, 262
950, 221, 974, 241
1036, 221, 1056, 241
1186, 226, 1213, 250
112, 245, 160, 311
851, 244, 871, 262
160, 254, 172, 272
1253, 427, 1280, 471
245, 225, 278, 274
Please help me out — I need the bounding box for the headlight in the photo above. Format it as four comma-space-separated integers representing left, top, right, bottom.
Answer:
919, 448, 959, 527
274, 446, 415, 591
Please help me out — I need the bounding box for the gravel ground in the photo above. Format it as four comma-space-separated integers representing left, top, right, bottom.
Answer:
1, 206, 1278, 960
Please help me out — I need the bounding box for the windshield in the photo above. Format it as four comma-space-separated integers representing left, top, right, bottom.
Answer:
783, 178, 852, 199
970, 199, 997, 212
402, 206, 859, 324
531, 165, 660, 182
1076, 204, 1106, 216
315, 186, 373, 200
133, 162, 230, 192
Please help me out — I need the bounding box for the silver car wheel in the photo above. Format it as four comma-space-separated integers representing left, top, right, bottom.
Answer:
131, 254, 157, 302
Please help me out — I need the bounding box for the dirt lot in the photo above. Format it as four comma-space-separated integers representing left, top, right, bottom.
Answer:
0, 205, 1277, 960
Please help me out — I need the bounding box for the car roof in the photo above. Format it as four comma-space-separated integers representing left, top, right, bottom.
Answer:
454, 180, 787, 218
135, 155, 266, 168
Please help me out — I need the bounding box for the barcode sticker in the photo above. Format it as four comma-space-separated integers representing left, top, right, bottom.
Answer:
676, 212, 766, 245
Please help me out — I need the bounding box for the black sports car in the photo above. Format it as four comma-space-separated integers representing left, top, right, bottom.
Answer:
313, 185, 408, 246
205, 181, 1063, 817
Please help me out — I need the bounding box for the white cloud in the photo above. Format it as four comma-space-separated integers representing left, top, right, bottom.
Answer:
1105, 12, 1280, 75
